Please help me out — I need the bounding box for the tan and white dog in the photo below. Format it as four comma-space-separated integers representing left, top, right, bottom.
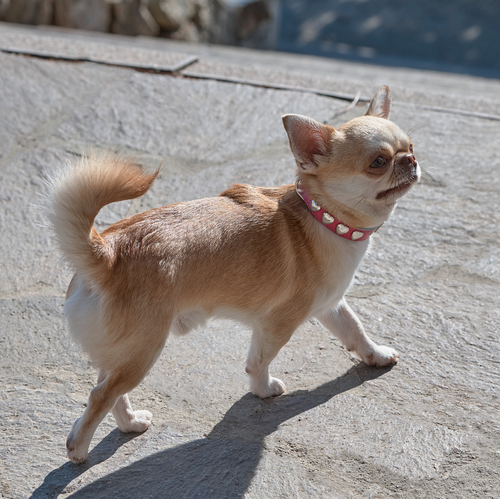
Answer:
49, 86, 419, 463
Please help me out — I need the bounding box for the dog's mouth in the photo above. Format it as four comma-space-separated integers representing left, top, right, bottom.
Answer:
376, 177, 417, 199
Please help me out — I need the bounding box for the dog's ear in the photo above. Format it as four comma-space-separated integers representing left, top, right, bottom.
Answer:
366, 86, 392, 119
282, 114, 333, 174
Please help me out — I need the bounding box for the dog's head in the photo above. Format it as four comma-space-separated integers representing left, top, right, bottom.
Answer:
283, 86, 420, 228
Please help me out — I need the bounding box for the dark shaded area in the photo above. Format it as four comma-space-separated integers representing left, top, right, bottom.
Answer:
31, 364, 391, 499
277, 0, 500, 76
28, 429, 142, 498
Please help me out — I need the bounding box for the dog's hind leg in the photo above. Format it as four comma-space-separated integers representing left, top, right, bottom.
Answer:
66, 339, 165, 463
66, 370, 121, 463
111, 393, 152, 433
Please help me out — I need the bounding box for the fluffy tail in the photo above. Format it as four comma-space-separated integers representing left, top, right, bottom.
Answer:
49, 154, 159, 286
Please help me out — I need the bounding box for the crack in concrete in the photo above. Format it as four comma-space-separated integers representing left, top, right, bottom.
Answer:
5, 48, 500, 125
6, 47, 500, 129
0, 47, 199, 74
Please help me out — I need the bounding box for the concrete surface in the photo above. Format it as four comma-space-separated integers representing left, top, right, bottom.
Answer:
1, 22, 499, 499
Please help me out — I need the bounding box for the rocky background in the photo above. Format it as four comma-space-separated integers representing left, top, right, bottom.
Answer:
0, 0, 276, 48
1, 0, 499, 73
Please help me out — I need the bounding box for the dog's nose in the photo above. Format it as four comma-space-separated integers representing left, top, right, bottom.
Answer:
399, 153, 416, 166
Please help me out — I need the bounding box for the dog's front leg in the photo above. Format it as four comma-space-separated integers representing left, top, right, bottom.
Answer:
245, 325, 294, 398
316, 299, 399, 367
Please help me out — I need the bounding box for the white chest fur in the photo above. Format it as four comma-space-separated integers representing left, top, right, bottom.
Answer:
308, 225, 370, 317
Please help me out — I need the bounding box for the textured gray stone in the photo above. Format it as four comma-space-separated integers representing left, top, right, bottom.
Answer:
0, 28, 197, 70
112, 0, 161, 37
0, 0, 276, 46
183, 58, 500, 117
0, 22, 499, 499
147, 0, 196, 31
53, 0, 111, 32
0, 0, 53, 25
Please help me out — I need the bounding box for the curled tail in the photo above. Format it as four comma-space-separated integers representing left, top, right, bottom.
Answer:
49, 154, 159, 286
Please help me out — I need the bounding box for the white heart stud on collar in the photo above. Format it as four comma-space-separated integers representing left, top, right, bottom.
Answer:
322, 213, 334, 224
310, 200, 321, 212
351, 231, 363, 240
336, 224, 349, 235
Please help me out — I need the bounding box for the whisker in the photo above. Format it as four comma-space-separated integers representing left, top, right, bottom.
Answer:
420, 165, 438, 172
419, 175, 431, 186
406, 124, 425, 138
420, 170, 445, 187
352, 196, 367, 210
343, 194, 365, 205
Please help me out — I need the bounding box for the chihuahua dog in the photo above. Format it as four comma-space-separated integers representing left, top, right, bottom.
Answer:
49, 86, 419, 463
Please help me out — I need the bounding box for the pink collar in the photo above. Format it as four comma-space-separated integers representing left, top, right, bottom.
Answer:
295, 180, 380, 242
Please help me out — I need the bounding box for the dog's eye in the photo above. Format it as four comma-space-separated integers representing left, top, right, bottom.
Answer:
409, 144, 414, 153
370, 156, 387, 168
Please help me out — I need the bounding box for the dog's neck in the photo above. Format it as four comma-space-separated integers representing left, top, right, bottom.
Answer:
295, 180, 381, 241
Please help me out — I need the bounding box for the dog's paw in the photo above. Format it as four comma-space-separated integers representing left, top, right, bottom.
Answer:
66, 419, 89, 464
67, 444, 89, 464
117, 410, 153, 433
252, 377, 286, 399
362, 345, 399, 367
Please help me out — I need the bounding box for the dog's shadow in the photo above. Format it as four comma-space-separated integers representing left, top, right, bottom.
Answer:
31, 364, 392, 499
